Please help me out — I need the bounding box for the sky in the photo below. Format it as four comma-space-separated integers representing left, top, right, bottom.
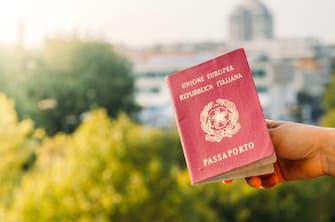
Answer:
1, 0, 335, 48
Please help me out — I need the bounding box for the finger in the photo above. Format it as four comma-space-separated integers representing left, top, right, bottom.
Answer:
259, 164, 284, 188
266, 119, 281, 129
273, 163, 285, 183
260, 174, 280, 189
222, 180, 233, 184
245, 176, 262, 188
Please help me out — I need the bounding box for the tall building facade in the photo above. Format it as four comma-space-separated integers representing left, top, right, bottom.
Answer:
126, 0, 331, 127
229, 0, 273, 42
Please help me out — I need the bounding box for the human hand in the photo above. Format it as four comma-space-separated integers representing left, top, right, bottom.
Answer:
223, 120, 335, 188
245, 120, 335, 188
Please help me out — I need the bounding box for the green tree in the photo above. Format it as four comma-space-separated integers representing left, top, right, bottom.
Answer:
8, 37, 139, 135
321, 73, 335, 127
222, 178, 335, 222
5, 110, 217, 221
0, 94, 40, 219
3, 92, 335, 221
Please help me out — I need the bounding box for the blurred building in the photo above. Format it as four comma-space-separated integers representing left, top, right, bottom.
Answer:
125, 0, 332, 127
229, 0, 273, 42
247, 55, 296, 120
236, 38, 332, 123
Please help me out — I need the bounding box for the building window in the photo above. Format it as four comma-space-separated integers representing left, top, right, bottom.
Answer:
256, 86, 268, 93
252, 69, 266, 78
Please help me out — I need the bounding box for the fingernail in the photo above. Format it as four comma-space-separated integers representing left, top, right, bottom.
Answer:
222, 180, 233, 184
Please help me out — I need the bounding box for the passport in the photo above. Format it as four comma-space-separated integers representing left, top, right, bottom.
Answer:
165, 48, 276, 185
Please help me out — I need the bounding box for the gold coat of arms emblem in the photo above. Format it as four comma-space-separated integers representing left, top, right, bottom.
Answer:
200, 99, 241, 142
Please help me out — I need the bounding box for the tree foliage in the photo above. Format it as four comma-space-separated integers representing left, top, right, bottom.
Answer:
2, 38, 139, 135
321, 73, 335, 127
1, 93, 335, 221
0, 94, 40, 219
4, 109, 217, 221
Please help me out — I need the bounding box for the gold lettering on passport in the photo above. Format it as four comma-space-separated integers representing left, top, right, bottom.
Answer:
203, 142, 255, 166
181, 76, 205, 89
216, 73, 243, 87
206, 65, 234, 79
179, 84, 214, 101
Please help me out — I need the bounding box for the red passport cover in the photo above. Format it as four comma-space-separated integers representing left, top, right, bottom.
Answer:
165, 48, 275, 184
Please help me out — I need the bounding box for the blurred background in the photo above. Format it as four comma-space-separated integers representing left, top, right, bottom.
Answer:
0, 0, 335, 221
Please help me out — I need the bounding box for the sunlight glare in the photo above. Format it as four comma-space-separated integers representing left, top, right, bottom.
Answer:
0, 0, 69, 48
